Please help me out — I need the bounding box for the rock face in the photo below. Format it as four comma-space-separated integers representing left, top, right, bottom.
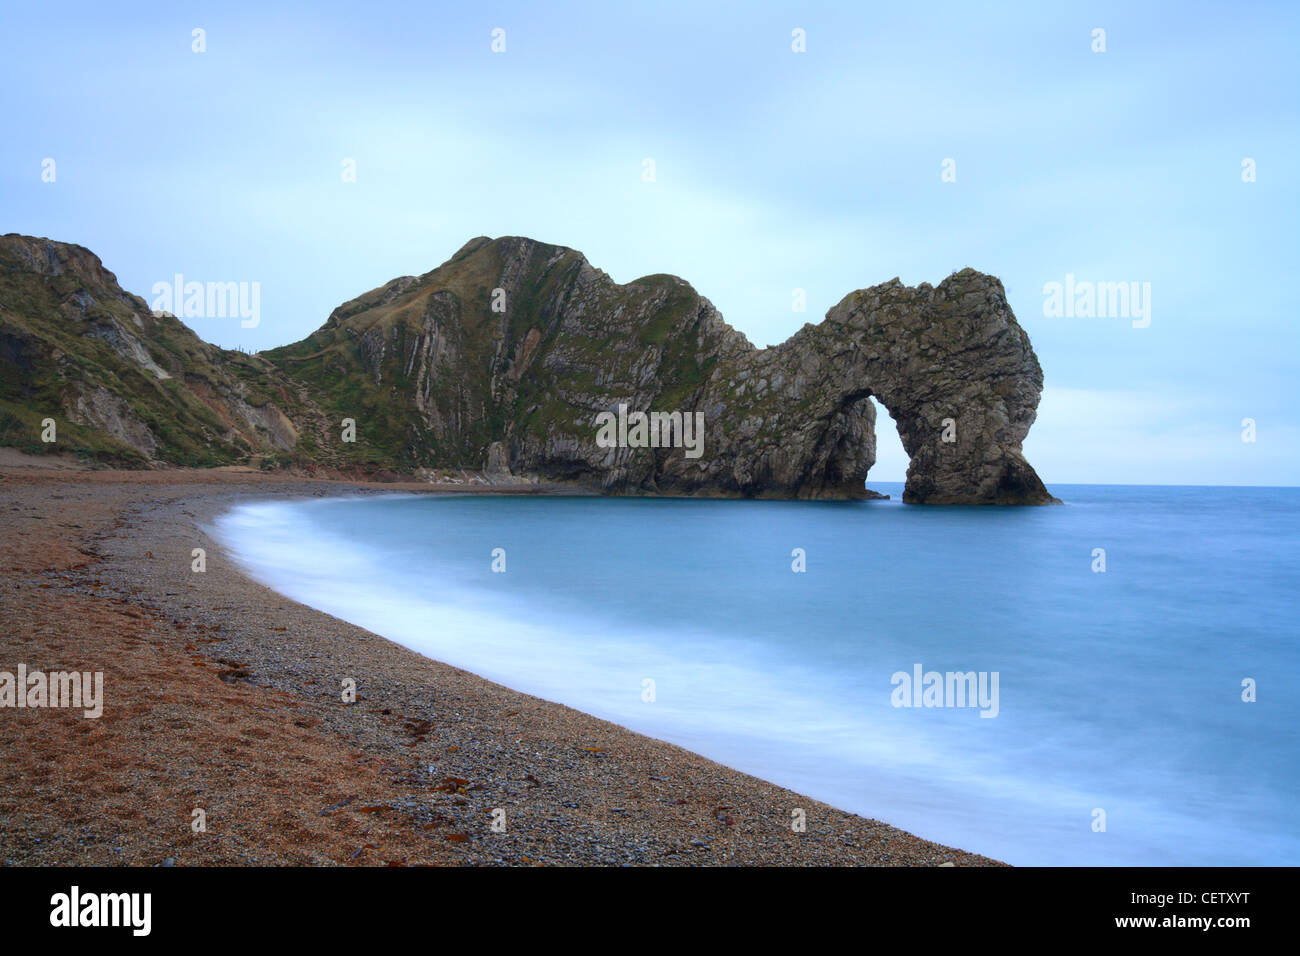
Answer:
650, 268, 1053, 503
815, 272, 1055, 505
1, 232, 1055, 503
272, 236, 1054, 503
0, 234, 327, 466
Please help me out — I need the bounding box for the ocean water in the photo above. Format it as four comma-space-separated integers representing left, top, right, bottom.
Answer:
211, 485, 1300, 866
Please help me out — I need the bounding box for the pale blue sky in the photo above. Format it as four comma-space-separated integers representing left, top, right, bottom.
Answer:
2, 1, 1296, 484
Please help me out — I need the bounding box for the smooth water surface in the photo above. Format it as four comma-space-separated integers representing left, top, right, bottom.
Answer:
212, 484, 1300, 865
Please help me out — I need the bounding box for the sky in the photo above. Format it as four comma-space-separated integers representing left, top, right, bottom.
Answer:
2, 1, 1296, 485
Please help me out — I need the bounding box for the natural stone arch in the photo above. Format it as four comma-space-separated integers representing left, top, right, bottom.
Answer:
663, 268, 1056, 504
822, 270, 1056, 504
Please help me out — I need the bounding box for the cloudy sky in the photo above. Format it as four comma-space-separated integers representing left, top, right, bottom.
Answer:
3, 1, 1296, 484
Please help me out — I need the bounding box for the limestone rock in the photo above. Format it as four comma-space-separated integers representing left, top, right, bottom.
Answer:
0, 233, 329, 466
274, 236, 1053, 503
0, 232, 1055, 504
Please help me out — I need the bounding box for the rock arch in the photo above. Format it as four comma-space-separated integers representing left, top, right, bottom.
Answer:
663, 269, 1057, 504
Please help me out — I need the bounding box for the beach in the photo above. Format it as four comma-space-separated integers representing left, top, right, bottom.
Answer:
0, 451, 1001, 866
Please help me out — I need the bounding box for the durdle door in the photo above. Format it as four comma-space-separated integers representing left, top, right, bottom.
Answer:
0, 233, 1054, 503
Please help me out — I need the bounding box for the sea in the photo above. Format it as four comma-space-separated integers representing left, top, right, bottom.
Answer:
211, 484, 1300, 866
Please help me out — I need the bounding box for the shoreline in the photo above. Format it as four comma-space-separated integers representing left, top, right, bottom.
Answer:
0, 455, 1004, 866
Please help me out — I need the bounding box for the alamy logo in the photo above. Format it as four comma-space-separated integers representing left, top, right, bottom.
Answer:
891, 664, 1000, 718
150, 274, 261, 328
1042, 274, 1151, 328
50, 886, 151, 936
595, 403, 705, 459
0, 664, 103, 718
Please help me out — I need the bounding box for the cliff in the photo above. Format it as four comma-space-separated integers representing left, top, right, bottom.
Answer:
0, 233, 1055, 503
0, 235, 330, 467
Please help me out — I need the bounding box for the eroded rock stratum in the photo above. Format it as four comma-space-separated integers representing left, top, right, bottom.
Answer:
1, 233, 1055, 504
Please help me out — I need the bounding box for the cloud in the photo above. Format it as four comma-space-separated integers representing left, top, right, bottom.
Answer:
869, 388, 1298, 488
1026, 387, 1298, 486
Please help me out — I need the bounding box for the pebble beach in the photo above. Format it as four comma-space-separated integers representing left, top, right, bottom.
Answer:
0, 451, 1003, 866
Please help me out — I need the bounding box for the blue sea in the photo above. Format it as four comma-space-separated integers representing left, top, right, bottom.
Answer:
212, 485, 1300, 866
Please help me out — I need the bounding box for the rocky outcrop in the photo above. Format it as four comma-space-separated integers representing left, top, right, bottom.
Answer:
63, 383, 159, 459
0, 234, 328, 466
1, 233, 1054, 503
796, 271, 1054, 504
271, 236, 1054, 503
